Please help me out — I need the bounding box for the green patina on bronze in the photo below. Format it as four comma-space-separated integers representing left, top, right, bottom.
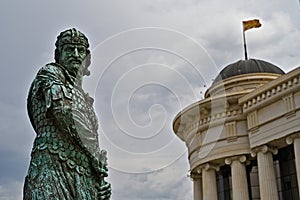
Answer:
24, 28, 111, 200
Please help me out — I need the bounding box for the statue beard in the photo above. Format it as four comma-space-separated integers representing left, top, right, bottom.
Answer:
64, 62, 85, 86
68, 60, 90, 77
59, 57, 90, 81
69, 62, 83, 77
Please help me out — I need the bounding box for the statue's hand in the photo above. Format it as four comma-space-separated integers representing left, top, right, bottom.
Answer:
97, 182, 111, 200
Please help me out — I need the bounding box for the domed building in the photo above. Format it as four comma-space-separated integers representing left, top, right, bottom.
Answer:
173, 59, 300, 200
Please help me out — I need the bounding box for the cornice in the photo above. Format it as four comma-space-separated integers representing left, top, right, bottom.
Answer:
240, 67, 300, 112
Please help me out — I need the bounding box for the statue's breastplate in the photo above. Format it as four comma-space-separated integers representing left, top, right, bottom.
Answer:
67, 82, 100, 156
31, 82, 98, 136
30, 80, 99, 176
67, 82, 98, 133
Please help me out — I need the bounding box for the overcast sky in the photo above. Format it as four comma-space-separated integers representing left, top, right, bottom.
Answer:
0, 0, 300, 199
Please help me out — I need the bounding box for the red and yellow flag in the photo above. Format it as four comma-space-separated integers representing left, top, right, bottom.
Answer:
243, 19, 261, 31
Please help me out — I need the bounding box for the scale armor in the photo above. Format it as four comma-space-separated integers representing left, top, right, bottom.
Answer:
27, 63, 106, 178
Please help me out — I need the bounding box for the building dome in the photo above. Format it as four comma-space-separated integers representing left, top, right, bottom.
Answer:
212, 59, 285, 85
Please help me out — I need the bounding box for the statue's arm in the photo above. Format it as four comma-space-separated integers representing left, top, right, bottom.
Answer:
44, 83, 97, 155
34, 65, 93, 152
44, 83, 111, 198
47, 90, 79, 140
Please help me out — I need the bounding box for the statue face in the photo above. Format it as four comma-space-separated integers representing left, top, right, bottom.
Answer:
59, 43, 87, 76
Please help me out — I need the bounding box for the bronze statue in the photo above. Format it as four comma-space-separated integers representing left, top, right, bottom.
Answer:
24, 28, 111, 200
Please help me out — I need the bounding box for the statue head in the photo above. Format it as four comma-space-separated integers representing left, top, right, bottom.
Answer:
55, 28, 91, 76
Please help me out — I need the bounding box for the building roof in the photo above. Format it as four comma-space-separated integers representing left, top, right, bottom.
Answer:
212, 59, 285, 84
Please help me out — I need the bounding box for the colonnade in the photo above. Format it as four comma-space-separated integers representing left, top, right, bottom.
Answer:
192, 133, 300, 200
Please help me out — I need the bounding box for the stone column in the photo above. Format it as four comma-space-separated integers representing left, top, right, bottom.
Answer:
192, 173, 202, 200
202, 163, 219, 200
286, 133, 300, 198
251, 145, 278, 200
225, 155, 249, 200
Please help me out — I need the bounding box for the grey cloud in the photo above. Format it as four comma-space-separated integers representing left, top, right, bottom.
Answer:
0, 180, 23, 200
108, 156, 192, 200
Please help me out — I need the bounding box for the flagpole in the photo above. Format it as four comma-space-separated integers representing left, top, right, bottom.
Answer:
242, 19, 261, 60
243, 29, 248, 60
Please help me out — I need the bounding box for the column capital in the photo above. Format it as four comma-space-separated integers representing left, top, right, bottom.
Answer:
225, 155, 250, 165
191, 165, 203, 174
251, 145, 278, 157
203, 163, 220, 172
190, 171, 202, 180
195, 163, 220, 173
286, 132, 300, 145
187, 166, 202, 181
